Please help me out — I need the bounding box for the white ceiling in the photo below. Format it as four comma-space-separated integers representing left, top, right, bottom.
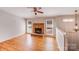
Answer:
0, 7, 79, 18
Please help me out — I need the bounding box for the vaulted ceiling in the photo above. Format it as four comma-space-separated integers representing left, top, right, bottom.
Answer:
0, 7, 79, 18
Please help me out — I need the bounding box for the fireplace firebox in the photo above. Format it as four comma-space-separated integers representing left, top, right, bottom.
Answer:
33, 23, 44, 34
35, 28, 42, 34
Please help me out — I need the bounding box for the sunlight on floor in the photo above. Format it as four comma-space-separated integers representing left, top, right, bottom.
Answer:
44, 37, 54, 51
26, 34, 33, 50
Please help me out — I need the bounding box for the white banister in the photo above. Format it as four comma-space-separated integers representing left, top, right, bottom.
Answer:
56, 28, 65, 51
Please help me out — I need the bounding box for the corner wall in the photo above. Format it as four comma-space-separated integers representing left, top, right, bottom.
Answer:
0, 10, 25, 42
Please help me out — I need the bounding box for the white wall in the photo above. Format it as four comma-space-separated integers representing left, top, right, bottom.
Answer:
54, 15, 75, 32
0, 10, 25, 42
28, 18, 45, 23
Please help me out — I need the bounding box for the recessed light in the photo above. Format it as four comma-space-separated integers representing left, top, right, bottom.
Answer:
63, 19, 74, 22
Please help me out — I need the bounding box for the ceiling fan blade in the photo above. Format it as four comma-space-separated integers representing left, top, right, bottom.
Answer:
33, 7, 37, 12
38, 7, 42, 9
37, 11, 43, 13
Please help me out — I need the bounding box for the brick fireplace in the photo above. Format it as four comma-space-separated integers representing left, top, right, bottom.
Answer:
33, 23, 44, 34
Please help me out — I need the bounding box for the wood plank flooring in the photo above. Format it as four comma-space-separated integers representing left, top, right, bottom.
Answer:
0, 34, 59, 51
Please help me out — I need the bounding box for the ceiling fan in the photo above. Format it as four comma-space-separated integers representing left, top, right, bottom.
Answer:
33, 7, 43, 15
28, 7, 44, 15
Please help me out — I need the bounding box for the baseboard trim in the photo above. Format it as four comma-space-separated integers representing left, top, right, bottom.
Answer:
0, 33, 25, 43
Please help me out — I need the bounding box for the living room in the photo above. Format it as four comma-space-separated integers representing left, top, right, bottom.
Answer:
0, 7, 79, 51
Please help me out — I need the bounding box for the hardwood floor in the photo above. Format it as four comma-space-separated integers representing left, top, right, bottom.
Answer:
0, 34, 59, 51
